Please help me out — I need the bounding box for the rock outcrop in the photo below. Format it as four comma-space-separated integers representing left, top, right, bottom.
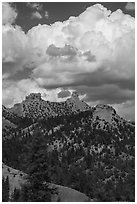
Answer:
6, 92, 91, 121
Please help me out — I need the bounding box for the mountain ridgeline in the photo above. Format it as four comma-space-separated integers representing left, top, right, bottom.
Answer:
8, 92, 91, 120
2, 92, 135, 201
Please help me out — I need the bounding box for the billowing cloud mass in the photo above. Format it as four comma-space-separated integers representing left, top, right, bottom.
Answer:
3, 79, 75, 107
2, 2, 17, 25
2, 3, 135, 120
2, 25, 30, 76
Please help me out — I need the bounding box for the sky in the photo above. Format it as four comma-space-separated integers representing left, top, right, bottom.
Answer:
2, 2, 135, 121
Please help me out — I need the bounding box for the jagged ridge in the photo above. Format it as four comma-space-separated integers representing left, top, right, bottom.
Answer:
8, 92, 91, 120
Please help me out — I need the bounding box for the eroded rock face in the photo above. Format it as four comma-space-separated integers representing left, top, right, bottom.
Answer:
2, 105, 21, 127
91, 104, 125, 130
9, 103, 23, 116
6, 92, 91, 121
66, 91, 91, 112
71, 91, 79, 100
93, 104, 117, 122
25, 93, 42, 101
3, 92, 131, 134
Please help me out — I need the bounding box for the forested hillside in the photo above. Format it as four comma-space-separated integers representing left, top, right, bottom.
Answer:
2, 93, 135, 201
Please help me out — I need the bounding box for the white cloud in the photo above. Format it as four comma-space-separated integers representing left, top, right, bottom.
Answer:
2, 25, 31, 76
125, 2, 135, 11
2, 79, 43, 107
31, 11, 42, 19
3, 4, 135, 82
2, 2, 17, 25
2, 79, 74, 107
2, 4, 135, 119
25, 5, 134, 88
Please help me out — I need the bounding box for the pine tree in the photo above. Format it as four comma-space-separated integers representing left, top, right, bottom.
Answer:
11, 187, 21, 201
20, 128, 54, 201
2, 176, 9, 202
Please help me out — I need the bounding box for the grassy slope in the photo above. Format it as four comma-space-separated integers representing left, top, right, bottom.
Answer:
2, 163, 91, 202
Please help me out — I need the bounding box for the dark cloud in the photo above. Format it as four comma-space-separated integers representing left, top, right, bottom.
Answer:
58, 90, 71, 98
46, 45, 96, 63
3, 62, 22, 76
40, 68, 134, 92
73, 84, 134, 105
72, 69, 135, 91
8, 68, 33, 81
83, 51, 96, 62
46, 44, 77, 57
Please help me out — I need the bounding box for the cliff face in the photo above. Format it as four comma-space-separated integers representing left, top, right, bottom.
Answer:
7, 92, 91, 120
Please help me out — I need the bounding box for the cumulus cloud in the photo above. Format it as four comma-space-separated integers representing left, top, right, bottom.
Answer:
2, 3, 135, 120
46, 44, 78, 57
125, 2, 135, 11
25, 5, 134, 89
3, 79, 39, 107
2, 25, 31, 76
31, 11, 42, 19
2, 2, 17, 25
2, 79, 73, 107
